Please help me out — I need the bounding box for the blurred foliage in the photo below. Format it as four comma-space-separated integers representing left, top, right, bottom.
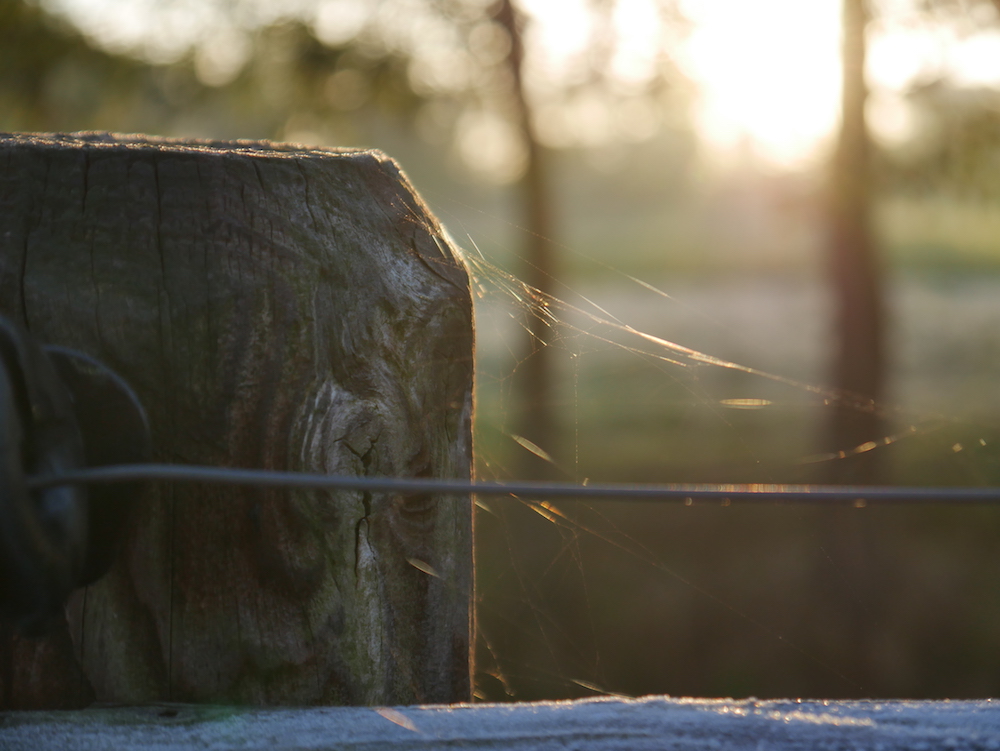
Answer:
1, 0, 691, 182
879, 81, 1000, 199
0, 0, 150, 131
3, 0, 996, 194
164, 20, 424, 142
874, 0, 1000, 198
0, 0, 425, 142
915, 0, 1000, 24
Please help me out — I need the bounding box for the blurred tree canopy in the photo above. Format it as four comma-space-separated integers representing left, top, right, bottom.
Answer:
3, 0, 998, 194
1, 0, 688, 179
0, 0, 423, 142
0, 0, 151, 131
880, 81, 1000, 199
875, 0, 1000, 198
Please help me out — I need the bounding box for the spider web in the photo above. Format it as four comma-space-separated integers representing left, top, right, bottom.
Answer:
427, 194, 1000, 703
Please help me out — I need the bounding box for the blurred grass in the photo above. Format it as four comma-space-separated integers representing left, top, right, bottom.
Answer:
882, 198, 1000, 272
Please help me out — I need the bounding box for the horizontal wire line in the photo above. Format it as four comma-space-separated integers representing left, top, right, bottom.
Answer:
22, 463, 1000, 505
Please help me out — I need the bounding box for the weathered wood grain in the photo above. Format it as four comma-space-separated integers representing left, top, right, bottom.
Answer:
3, 696, 1000, 750
0, 132, 474, 708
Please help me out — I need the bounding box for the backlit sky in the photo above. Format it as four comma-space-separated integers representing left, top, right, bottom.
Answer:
526, 0, 1000, 168
45, 0, 1000, 170
703, 0, 1000, 167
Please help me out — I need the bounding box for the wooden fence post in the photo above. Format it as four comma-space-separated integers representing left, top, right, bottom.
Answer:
0, 132, 474, 709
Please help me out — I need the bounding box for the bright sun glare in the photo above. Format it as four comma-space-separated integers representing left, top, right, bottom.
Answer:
528, 0, 1000, 169
522, 0, 845, 168
677, 0, 843, 168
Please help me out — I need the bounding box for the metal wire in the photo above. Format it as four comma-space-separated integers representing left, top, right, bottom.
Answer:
22, 463, 1000, 505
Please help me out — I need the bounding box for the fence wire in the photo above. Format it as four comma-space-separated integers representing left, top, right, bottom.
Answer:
24, 463, 1000, 505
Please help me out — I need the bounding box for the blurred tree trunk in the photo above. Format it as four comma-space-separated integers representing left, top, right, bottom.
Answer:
814, 2, 886, 684
494, 0, 558, 478
825, 0, 884, 483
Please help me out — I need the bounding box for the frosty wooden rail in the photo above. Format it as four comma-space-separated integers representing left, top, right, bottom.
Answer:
0, 132, 474, 708
3, 696, 1000, 750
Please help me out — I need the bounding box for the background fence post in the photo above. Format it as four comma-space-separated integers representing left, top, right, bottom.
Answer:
0, 132, 474, 709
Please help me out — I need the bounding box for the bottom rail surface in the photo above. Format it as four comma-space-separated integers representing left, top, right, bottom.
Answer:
2, 696, 1000, 750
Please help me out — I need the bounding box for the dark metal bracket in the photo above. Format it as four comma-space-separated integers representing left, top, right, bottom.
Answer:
0, 317, 150, 634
